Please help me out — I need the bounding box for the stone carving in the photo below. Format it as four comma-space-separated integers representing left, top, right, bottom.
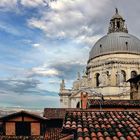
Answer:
99, 72, 107, 86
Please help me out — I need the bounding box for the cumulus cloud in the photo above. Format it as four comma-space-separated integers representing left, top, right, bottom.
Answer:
52, 62, 85, 80
28, 61, 85, 80
0, 0, 50, 11
0, 0, 17, 11
0, 92, 59, 108
31, 66, 60, 77
0, 77, 59, 108
0, 0, 17, 7
0, 78, 40, 94
0, 77, 58, 96
2, 0, 140, 108
28, 0, 111, 44
20, 0, 48, 8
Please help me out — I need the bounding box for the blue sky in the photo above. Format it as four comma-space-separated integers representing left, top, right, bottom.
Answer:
0, 0, 140, 109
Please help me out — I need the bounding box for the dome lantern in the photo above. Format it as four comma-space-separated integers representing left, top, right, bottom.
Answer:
108, 8, 128, 34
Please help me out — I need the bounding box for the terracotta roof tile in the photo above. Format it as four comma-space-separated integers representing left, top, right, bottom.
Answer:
62, 111, 140, 139
89, 100, 140, 108
44, 108, 80, 119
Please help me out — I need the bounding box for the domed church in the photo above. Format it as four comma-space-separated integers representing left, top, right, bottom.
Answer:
59, 9, 140, 108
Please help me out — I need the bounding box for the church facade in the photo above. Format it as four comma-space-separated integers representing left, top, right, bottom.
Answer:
59, 9, 140, 108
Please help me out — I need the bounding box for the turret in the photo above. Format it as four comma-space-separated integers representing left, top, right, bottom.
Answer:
60, 79, 65, 91
59, 79, 71, 108
108, 8, 128, 34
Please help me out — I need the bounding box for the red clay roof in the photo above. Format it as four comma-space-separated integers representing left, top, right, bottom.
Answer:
44, 100, 140, 119
44, 108, 67, 119
44, 108, 80, 119
62, 111, 140, 140
88, 100, 140, 108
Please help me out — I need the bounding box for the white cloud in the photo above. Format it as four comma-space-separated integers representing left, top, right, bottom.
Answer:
31, 66, 60, 77
0, 22, 21, 36
0, 0, 17, 11
0, 0, 50, 10
28, 0, 111, 44
32, 43, 41, 48
20, 0, 48, 8
0, 0, 17, 7
0, 89, 59, 108
49, 80, 60, 84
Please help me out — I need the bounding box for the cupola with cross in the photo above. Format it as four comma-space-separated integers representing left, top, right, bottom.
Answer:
108, 8, 128, 34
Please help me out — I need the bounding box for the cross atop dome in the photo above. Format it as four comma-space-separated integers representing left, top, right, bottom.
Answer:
115, 8, 118, 14
108, 9, 128, 34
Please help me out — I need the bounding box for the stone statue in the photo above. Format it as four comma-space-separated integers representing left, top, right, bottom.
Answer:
77, 72, 81, 80
99, 72, 107, 86
116, 71, 124, 86
60, 79, 65, 90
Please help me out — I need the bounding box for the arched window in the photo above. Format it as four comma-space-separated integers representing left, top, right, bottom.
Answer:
113, 22, 115, 29
131, 71, 137, 78
106, 71, 110, 85
125, 42, 128, 50
117, 21, 120, 28
76, 102, 80, 108
95, 73, 100, 87
121, 70, 126, 82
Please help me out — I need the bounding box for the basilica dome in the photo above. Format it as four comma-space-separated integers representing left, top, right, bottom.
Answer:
89, 9, 140, 60
89, 32, 140, 60
59, 9, 140, 108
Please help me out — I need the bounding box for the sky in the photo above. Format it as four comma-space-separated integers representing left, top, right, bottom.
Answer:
0, 0, 140, 109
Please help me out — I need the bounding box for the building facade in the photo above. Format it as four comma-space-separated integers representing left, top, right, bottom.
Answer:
0, 111, 46, 139
59, 9, 140, 108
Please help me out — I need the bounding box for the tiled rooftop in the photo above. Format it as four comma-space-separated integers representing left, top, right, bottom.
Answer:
44, 108, 67, 119
89, 100, 140, 108
63, 111, 140, 140
45, 128, 73, 140
44, 108, 80, 119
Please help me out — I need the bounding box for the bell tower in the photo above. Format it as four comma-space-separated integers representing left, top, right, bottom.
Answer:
108, 8, 128, 34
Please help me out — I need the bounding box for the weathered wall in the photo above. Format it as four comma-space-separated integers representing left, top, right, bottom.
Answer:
6, 122, 15, 135
31, 123, 40, 136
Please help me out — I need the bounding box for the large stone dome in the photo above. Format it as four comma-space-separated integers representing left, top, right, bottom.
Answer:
89, 32, 140, 60
89, 9, 140, 60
